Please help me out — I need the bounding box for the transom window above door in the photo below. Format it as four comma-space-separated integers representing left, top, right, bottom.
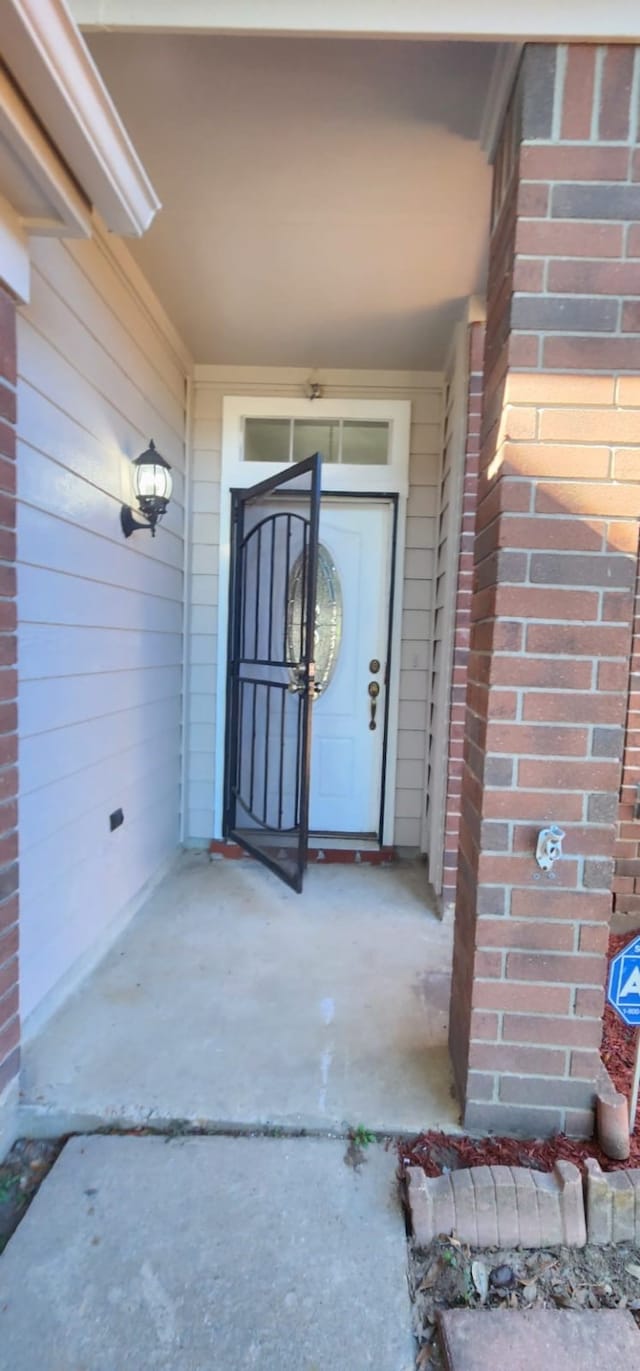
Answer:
244, 417, 389, 466
222, 395, 410, 498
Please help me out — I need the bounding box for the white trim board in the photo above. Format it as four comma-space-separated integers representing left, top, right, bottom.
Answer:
214, 394, 411, 847
4, 0, 160, 236
0, 194, 30, 302
0, 64, 92, 241
72, 0, 640, 41
194, 364, 440, 390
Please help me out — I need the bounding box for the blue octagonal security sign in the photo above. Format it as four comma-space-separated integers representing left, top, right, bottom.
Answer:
608, 934, 640, 1027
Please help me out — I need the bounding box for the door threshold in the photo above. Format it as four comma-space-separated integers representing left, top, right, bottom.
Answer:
308, 842, 395, 865
309, 833, 378, 849
209, 838, 395, 865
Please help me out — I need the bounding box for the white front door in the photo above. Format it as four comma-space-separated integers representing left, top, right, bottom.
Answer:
309, 500, 392, 836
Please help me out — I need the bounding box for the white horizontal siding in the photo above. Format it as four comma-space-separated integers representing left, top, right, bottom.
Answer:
186, 365, 443, 848
18, 565, 183, 634
17, 232, 190, 1024
23, 796, 180, 1020
20, 730, 180, 853
425, 324, 468, 890
20, 666, 182, 738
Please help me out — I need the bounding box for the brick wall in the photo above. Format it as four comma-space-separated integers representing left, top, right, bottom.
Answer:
0, 285, 18, 1101
449, 43, 640, 1137
441, 322, 484, 919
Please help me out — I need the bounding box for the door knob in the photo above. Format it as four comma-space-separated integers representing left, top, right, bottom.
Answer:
368, 679, 380, 730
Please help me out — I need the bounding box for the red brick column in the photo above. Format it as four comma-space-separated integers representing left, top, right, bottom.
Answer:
0, 285, 18, 1103
450, 43, 640, 1137
441, 322, 485, 919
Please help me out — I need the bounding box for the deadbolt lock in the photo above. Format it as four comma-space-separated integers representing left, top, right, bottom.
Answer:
369, 658, 381, 674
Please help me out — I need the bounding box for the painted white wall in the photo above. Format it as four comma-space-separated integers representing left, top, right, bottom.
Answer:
16, 226, 191, 1025
185, 365, 443, 850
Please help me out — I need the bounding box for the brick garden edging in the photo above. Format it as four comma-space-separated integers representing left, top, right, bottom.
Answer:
407, 1162, 587, 1248
406, 1161, 640, 1248
585, 1158, 640, 1243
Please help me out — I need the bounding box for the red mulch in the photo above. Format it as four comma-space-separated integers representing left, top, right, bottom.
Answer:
399, 930, 640, 1177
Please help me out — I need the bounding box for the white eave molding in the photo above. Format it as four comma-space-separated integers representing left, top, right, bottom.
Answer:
2, 0, 161, 237
0, 63, 92, 240
69, 0, 640, 40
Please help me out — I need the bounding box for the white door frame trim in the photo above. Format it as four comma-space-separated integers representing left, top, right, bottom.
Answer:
214, 394, 411, 847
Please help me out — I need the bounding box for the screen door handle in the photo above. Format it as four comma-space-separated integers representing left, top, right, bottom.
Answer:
289, 662, 318, 699
288, 664, 305, 694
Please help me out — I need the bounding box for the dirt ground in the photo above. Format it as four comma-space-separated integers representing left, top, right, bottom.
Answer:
0, 1138, 61, 1254
409, 1234, 640, 1368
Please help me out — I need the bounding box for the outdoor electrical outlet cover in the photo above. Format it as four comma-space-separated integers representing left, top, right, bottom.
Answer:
535, 825, 565, 872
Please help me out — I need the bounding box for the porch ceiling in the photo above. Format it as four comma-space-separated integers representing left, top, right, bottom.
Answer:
87, 34, 497, 369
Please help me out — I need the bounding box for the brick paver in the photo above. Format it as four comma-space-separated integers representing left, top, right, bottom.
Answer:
439, 1309, 640, 1370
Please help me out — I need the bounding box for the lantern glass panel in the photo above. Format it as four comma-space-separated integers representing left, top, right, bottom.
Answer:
134, 463, 172, 500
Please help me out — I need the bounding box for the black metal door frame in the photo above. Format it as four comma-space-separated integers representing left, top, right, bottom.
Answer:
223, 453, 321, 892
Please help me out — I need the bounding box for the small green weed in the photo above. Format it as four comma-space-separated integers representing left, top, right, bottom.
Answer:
351, 1125, 375, 1148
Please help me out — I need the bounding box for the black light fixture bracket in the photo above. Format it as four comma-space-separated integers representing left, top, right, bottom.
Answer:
121, 506, 153, 538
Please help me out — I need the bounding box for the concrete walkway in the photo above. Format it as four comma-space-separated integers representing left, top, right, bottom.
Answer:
0, 1134, 415, 1370
20, 852, 456, 1137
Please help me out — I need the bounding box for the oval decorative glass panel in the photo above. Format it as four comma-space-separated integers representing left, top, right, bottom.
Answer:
287, 542, 343, 695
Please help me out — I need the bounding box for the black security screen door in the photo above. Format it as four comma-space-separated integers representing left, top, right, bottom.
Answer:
224, 453, 322, 892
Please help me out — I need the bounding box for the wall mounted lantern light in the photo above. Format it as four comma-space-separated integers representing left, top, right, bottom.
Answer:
121, 439, 173, 538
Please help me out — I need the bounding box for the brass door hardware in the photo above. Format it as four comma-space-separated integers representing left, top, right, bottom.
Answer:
368, 679, 380, 730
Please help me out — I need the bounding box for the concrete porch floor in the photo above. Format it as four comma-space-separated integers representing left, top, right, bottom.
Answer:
19, 852, 458, 1137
